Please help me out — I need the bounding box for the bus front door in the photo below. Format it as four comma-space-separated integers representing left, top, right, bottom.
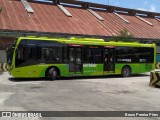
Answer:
104, 48, 115, 73
69, 47, 83, 75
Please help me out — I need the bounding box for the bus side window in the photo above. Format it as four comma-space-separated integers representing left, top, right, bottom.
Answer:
41, 47, 62, 63
83, 47, 102, 63
42, 48, 54, 61
41, 48, 46, 61
56, 47, 62, 62
63, 47, 68, 62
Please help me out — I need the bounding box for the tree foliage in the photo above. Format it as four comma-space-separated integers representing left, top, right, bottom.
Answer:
110, 29, 134, 42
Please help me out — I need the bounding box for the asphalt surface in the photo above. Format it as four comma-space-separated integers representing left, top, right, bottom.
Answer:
0, 72, 160, 120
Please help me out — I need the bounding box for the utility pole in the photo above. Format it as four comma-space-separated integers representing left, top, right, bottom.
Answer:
108, 0, 109, 5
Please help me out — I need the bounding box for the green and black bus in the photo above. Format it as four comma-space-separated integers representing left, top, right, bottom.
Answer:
7, 37, 156, 80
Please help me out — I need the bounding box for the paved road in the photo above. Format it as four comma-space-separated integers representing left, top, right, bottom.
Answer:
0, 72, 160, 120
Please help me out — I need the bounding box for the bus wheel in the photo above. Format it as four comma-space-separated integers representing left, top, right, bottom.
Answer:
121, 66, 131, 77
48, 67, 57, 80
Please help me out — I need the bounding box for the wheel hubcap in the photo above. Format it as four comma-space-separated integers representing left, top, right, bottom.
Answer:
124, 69, 129, 76
53, 71, 57, 76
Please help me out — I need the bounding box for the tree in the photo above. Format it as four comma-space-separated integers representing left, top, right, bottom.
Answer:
110, 29, 134, 42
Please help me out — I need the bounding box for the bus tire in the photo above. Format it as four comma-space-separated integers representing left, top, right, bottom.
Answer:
121, 66, 131, 77
48, 67, 58, 80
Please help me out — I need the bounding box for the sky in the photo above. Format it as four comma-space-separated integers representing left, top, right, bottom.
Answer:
80, 0, 160, 13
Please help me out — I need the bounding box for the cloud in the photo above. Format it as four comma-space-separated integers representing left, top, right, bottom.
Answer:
149, 5, 156, 12
137, 8, 146, 11
138, 5, 156, 12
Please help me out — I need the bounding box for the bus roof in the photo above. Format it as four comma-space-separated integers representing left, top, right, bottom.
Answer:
18, 37, 155, 48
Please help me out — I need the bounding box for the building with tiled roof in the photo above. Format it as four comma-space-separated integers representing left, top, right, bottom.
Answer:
0, 0, 160, 62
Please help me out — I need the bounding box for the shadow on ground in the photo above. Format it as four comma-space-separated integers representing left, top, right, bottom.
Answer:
8, 77, 47, 82
8, 73, 149, 82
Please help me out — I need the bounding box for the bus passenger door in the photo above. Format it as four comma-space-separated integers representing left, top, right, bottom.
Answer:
69, 47, 83, 75
104, 48, 115, 73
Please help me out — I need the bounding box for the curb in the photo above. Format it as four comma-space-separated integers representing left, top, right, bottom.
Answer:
150, 71, 160, 88
156, 62, 160, 69
0, 63, 8, 72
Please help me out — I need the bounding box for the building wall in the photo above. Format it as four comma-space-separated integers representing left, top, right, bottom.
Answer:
0, 37, 15, 63
0, 50, 6, 63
